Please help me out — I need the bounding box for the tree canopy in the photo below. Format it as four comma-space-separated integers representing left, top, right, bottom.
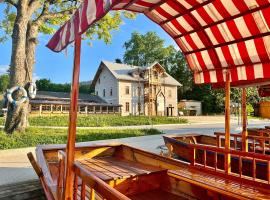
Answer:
36, 78, 94, 94
0, 74, 9, 93
123, 32, 175, 66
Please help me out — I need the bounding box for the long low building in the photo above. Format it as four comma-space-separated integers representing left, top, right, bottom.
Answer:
29, 91, 122, 115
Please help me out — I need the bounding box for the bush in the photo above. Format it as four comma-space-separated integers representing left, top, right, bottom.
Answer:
0, 115, 188, 127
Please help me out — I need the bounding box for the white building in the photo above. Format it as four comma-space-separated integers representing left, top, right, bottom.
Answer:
92, 61, 181, 116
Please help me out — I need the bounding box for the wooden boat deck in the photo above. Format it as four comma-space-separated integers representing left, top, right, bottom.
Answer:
78, 156, 165, 181
169, 168, 270, 200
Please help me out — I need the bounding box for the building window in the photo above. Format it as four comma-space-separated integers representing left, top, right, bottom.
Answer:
103, 89, 106, 97
110, 88, 113, 96
125, 102, 130, 112
168, 90, 172, 98
96, 91, 98, 95
125, 86, 130, 95
98, 78, 100, 84
138, 103, 141, 113
138, 87, 141, 96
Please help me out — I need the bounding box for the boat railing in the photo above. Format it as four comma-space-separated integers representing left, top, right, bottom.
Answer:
215, 132, 270, 153
73, 161, 131, 200
189, 143, 270, 185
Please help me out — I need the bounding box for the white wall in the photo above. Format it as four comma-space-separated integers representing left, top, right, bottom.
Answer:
94, 67, 118, 105
118, 80, 144, 116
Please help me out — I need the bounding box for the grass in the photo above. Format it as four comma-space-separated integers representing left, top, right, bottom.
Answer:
0, 115, 187, 127
0, 127, 162, 150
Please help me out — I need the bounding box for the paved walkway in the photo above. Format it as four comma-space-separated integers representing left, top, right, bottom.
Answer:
0, 116, 269, 186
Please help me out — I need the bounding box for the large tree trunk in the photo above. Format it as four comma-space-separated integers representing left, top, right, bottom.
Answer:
4, 2, 37, 133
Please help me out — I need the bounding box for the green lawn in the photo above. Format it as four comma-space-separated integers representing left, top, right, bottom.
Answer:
0, 115, 187, 127
0, 128, 162, 150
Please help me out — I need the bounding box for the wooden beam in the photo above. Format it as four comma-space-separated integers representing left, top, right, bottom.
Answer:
63, 35, 81, 200
242, 88, 248, 152
225, 71, 231, 174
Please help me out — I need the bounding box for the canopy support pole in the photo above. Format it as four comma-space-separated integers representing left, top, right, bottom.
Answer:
64, 36, 81, 200
241, 88, 248, 152
225, 71, 231, 174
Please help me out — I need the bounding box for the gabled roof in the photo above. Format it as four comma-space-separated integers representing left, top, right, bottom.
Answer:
91, 61, 182, 87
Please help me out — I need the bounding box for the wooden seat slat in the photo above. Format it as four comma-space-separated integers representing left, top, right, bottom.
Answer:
84, 159, 133, 179
169, 168, 270, 199
97, 157, 163, 174
77, 156, 164, 182
87, 159, 137, 178
79, 161, 113, 181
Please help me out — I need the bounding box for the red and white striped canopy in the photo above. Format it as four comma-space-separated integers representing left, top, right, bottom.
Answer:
47, 0, 270, 86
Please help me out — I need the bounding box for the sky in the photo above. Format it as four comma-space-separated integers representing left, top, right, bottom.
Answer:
0, 7, 177, 83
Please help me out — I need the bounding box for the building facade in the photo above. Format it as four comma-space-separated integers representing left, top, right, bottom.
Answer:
92, 61, 181, 116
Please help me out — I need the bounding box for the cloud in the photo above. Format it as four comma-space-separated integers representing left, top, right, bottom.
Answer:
0, 65, 41, 81
0, 65, 9, 75
33, 73, 41, 81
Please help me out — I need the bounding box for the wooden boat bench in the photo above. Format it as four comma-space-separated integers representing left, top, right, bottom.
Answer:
77, 156, 166, 181
168, 168, 270, 200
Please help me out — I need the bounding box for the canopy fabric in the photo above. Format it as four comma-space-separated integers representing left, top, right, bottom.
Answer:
47, 0, 270, 86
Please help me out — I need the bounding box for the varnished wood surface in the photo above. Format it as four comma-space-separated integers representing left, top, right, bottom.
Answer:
35, 143, 270, 200
128, 189, 192, 200
78, 156, 164, 181
169, 168, 270, 200
64, 36, 82, 199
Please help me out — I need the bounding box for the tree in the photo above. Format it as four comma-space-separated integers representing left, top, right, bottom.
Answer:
36, 78, 94, 94
0, 74, 10, 93
115, 58, 122, 63
123, 32, 175, 66
1, 1, 135, 133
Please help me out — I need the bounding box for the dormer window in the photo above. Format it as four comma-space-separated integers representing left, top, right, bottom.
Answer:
98, 78, 100, 84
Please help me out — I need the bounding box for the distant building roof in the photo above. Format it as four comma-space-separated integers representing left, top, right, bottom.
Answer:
30, 91, 121, 106
92, 61, 182, 87
34, 91, 105, 102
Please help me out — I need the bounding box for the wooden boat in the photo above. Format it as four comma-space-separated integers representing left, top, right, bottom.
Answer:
163, 133, 270, 180
28, 143, 270, 200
